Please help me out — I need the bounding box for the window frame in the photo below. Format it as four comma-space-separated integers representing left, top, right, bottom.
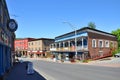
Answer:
98, 40, 104, 48
92, 39, 96, 48
105, 40, 109, 48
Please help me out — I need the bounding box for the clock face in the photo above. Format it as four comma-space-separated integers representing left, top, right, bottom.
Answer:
7, 19, 18, 32
9, 21, 16, 29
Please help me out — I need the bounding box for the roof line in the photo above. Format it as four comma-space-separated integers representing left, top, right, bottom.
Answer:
55, 27, 115, 38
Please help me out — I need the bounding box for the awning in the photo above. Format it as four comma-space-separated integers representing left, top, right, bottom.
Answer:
36, 51, 43, 54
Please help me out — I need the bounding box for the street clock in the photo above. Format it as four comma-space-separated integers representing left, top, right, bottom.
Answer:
7, 19, 18, 32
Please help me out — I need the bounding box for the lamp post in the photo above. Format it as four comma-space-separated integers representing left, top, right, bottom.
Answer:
63, 22, 77, 59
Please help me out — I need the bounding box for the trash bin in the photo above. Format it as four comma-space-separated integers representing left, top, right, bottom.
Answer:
27, 62, 34, 74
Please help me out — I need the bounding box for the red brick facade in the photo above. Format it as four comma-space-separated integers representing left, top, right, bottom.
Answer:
88, 32, 117, 59
14, 38, 35, 56
50, 27, 118, 60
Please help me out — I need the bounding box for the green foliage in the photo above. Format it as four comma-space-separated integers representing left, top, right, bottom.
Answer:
112, 28, 120, 48
110, 42, 113, 49
88, 22, 96, 29
82, 59, 88, 63
112, 48, 120, 56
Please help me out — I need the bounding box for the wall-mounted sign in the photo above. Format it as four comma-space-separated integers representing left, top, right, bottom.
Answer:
0, 28, 9, 46
0, 28, 2, 43
7, 19, 18, 32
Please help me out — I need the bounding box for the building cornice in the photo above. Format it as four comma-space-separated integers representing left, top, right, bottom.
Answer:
55, 27, 116, 39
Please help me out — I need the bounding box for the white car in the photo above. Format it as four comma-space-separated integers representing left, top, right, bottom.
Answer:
114, 53, 120, 57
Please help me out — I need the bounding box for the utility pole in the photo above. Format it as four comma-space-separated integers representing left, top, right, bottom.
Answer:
63, 22, 77, 59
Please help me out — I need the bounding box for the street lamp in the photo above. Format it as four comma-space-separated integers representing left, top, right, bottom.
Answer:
63, 22, 77, 59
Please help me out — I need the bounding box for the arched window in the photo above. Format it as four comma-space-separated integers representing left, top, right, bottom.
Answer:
99, 40, 103, 48
92, 39, 96, 48
105, 40, 109, 48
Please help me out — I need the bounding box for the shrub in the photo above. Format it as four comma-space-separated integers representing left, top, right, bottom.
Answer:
82, 60, 88, 63
112, 48, 120, 56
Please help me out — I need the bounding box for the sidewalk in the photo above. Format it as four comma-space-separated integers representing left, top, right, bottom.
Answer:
5, 62, 46, 80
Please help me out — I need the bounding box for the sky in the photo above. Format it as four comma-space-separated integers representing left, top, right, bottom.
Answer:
6, 0, 120, 39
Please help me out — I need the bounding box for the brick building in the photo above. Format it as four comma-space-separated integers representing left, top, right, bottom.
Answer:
14, 38, 35, 57
50, 27, 117, 61
0, 0, 17, 79
28, 38, 54, 58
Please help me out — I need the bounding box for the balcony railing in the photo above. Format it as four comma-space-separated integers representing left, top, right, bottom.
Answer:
77, 45, 88, 51
50, 45, 88, 52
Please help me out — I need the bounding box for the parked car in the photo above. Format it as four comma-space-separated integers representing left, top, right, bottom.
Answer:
16, 53, 22, 57
114, 53, 120, 57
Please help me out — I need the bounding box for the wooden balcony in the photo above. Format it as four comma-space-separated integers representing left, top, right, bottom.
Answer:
50, 45, 88, 52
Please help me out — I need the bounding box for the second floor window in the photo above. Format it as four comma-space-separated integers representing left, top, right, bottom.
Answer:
99, 40, 103, 48
110, 41, 114, 48
92, 39, 96, 48
65, 42, 68, 47
105, 40, 109, 48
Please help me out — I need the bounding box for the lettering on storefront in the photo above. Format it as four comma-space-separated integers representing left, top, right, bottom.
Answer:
0, 28, 9, 46
0, 28, 2, 42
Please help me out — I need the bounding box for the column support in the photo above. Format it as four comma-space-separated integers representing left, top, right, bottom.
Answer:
68, 41, 70, 51
82, 37, 84, 49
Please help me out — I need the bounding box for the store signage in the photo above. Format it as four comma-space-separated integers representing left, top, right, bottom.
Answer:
0, 28, 9, 46
0, 28, 2, 43
7, 19, 18, 32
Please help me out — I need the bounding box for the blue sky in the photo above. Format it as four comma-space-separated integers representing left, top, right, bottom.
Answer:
6, 0, 120, 39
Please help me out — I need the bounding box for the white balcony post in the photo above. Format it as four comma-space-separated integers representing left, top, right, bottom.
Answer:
52, 44, 53, 48
55, 43, 57, 48
63, 42, 65, 48
68, 41, 70, 51
59, 43, 61, 50
82, 37, 84, 49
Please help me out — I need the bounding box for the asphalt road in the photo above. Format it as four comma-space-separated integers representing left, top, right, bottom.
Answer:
27, 59, 120, 80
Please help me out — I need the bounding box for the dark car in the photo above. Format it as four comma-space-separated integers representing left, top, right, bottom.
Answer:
114, 53, 120, 57
16, 53, 22, 57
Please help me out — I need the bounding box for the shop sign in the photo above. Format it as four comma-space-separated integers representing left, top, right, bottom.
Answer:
0, 28, 9, 46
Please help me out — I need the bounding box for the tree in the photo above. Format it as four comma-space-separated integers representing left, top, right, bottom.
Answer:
88, 22, 96, 29
112, 28, 120, 48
